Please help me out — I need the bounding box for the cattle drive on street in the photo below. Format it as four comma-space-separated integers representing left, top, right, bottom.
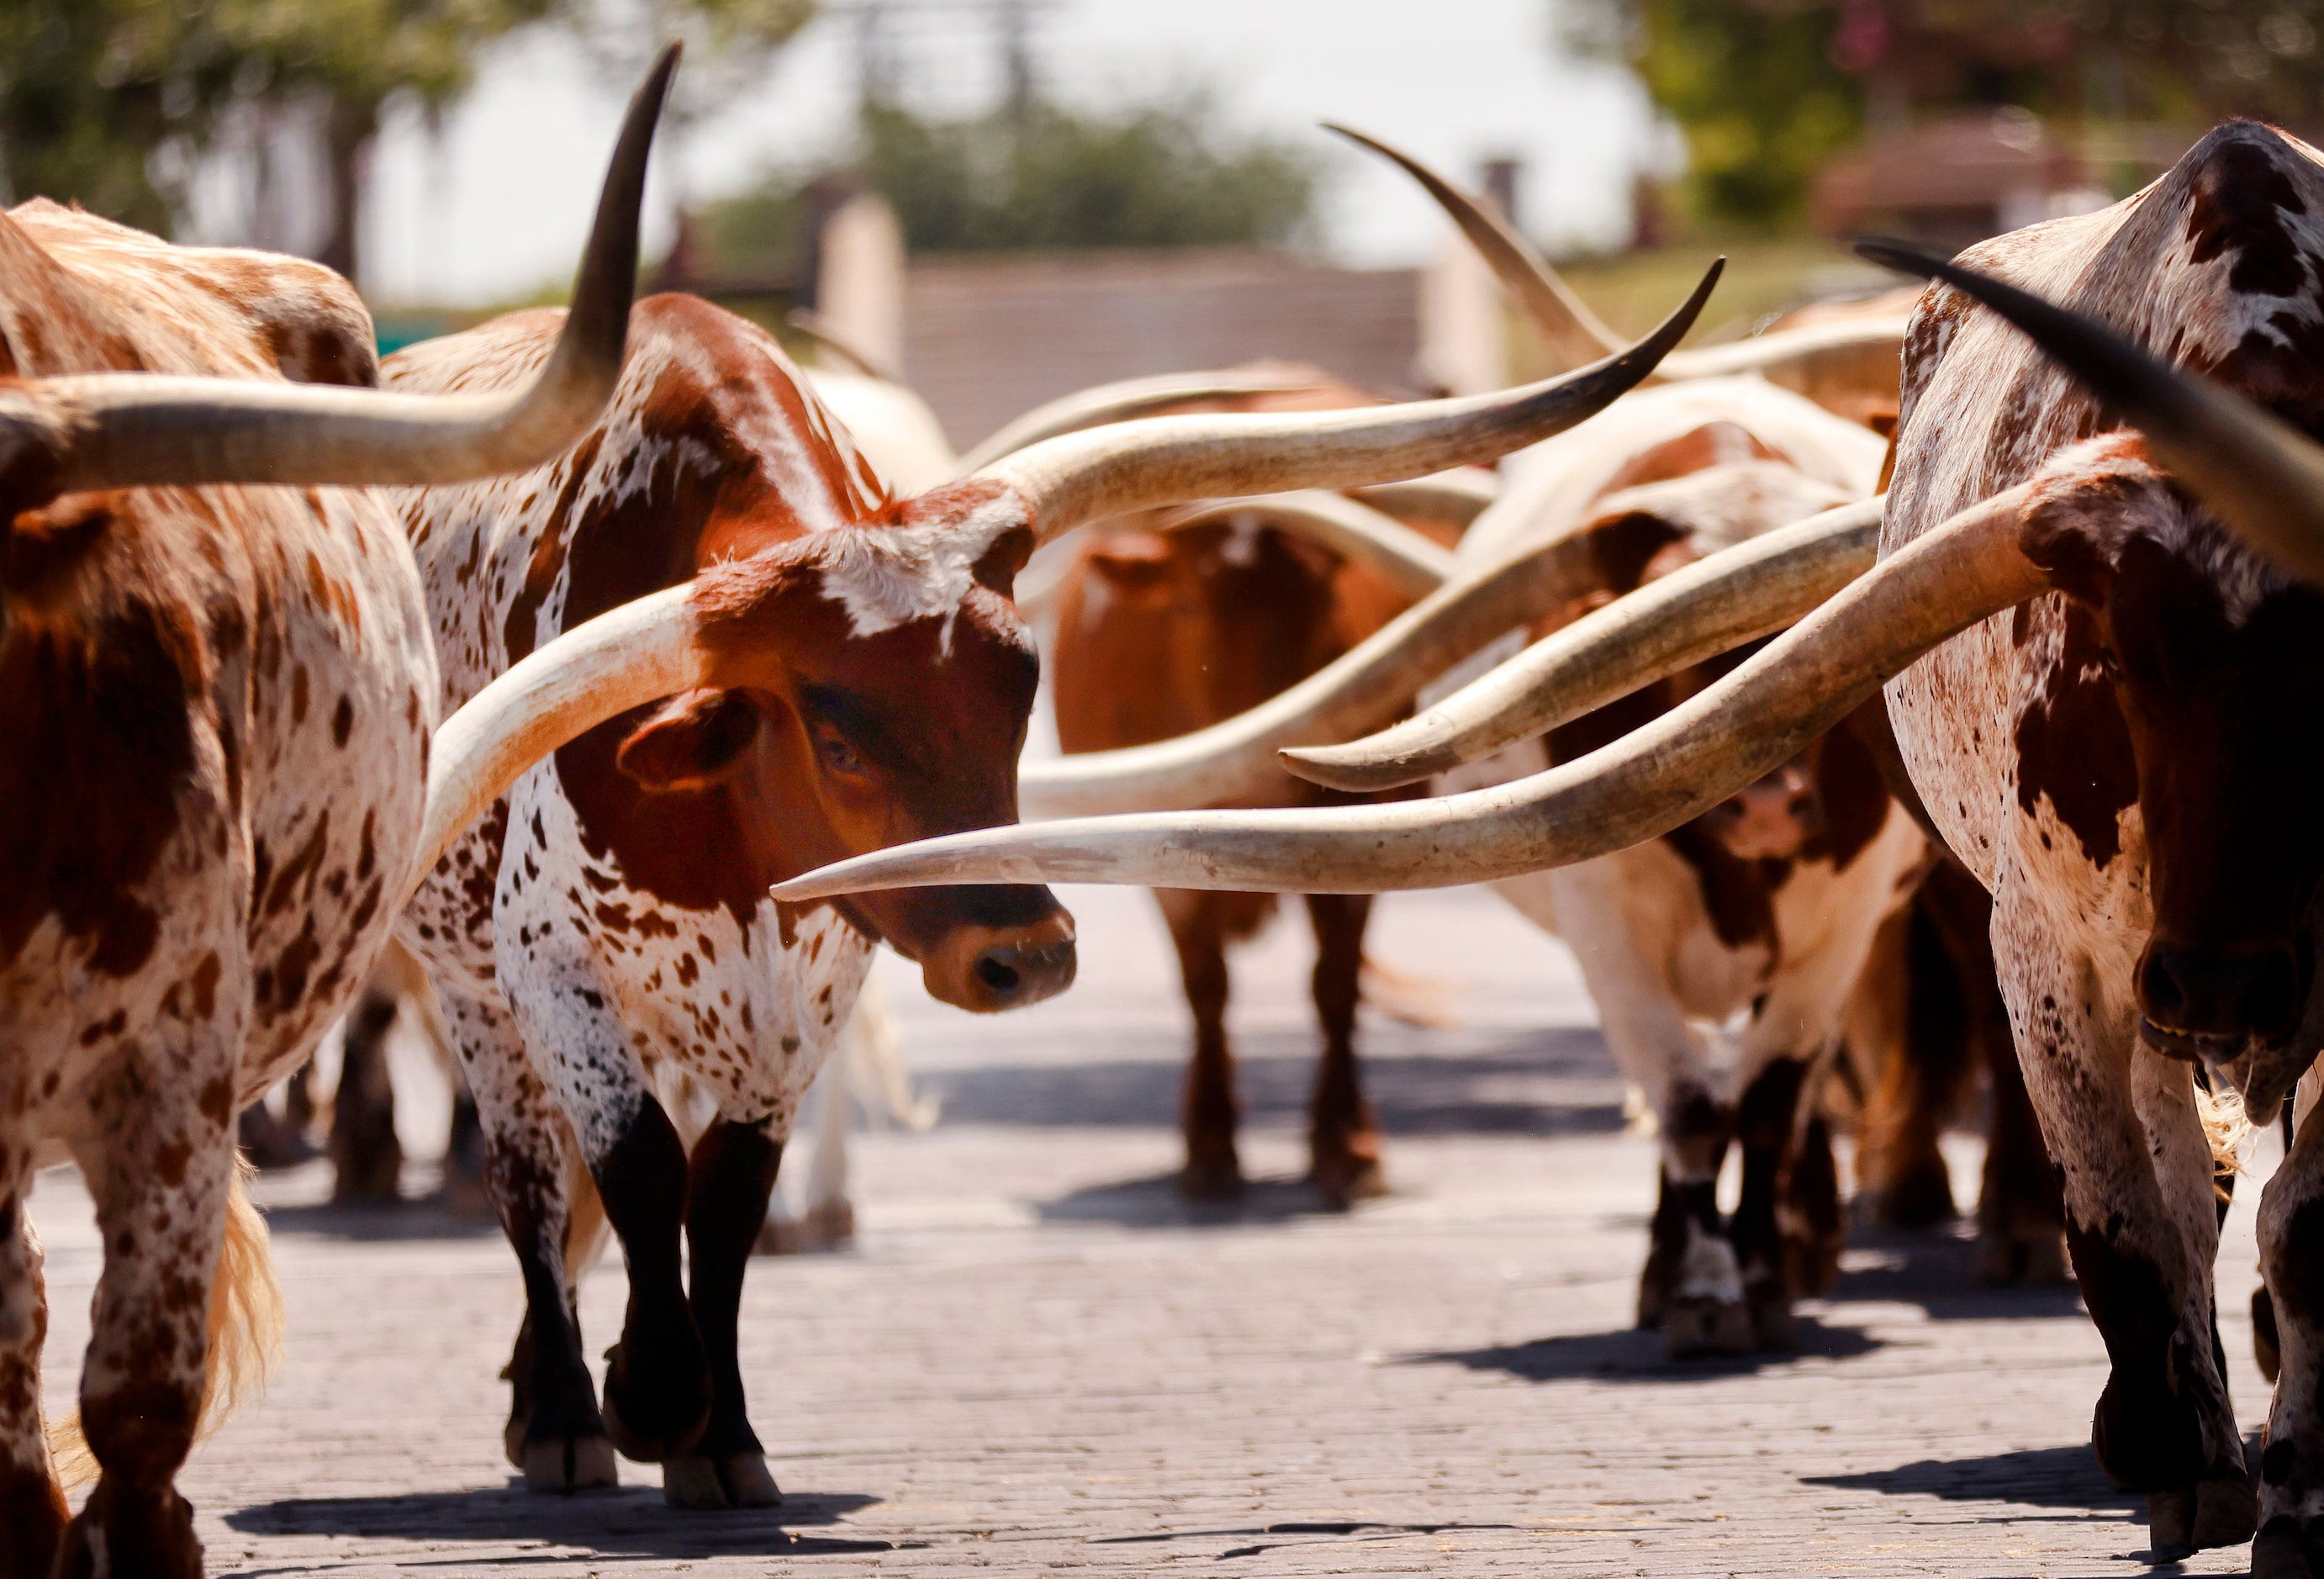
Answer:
25, 26, 2324, 1573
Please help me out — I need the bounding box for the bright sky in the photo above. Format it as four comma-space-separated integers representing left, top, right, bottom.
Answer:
357, 0, 1665, 306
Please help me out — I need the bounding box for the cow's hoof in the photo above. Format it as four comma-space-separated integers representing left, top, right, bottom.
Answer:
1868, 1159, 1956, 1231
520, 1434, 620, 1493
1178, 1158, 1246, 1202
665, 1450, 782, 1509
1781, 1233, 1843, 1301
1310, 1149, 1387, 1210
1973, 1225, 2070, 1286
602, 1339, 712, 1464
2149, 1473, 2259, 1560
2253, 1517, 2321, 1578
1664, 1297, 1753, 1360
1747, 1285, 1798, 1351
53, 1480, 202, 1579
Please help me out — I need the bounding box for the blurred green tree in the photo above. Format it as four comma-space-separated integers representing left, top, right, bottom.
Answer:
697, 87, 1319, 271
0, 0, 813, 284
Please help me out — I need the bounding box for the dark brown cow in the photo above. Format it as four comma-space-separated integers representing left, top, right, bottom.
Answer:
1049, 413, 1449, 1203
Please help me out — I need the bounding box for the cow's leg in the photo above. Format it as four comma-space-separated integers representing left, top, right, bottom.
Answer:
588, 1090, 712, 1466
1640, 1086, 1750, 1357
0, 1143, 63, 1579
663, 1118, 784, 1509
1997, 896, 2252, 1558
447, 989, 615, 1492
1848, 904, 1962, 1228
330, 983, 403, 1202
54, 1043, 241, 1579
1303, 892, 1383, 1207
1730, 1055, 1808, 1349
2255, 1081, 2324, 1576
1157, 890, 1241, 1199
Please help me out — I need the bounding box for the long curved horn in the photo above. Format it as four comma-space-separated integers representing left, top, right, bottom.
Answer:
1019, 519, 1614, 817
407, 584, 705, 904
0, 44, 677, 513
971, 261, 1721, 548
1349, 468, 1498, 531
1324, 123, 1626, 370
1157, 490, 1455, 599
1334, 124, 1907, 386
1283, 494, 1883, 791
955, 368, 1341, 474
1859, 238, 2324, 588
774, 483, 2045, 899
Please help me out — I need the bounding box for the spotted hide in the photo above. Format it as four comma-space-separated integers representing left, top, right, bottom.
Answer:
1439, 379, 1933, 1356
384, 293, 1075, 1508
1880, 121, 2324, 1565
0, 203, 436, 1576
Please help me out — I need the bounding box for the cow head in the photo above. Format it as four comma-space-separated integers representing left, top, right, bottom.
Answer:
604, 500, 1076, 1014
2020, 436, 2324, 1058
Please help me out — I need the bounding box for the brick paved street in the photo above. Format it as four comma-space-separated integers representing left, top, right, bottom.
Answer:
32, 885, 2281, 1576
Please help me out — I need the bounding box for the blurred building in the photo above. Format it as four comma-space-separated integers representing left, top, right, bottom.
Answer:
1814, 107, 2110, 251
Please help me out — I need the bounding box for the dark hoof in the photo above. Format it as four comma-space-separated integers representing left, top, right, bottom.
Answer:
2148, 1474, 2260, 1560
2257, 1286, 2284, 1385
2254, 1517, 2322, 1578
1663, 1296, 1753, 1360
1177, 1158, 1246, 1202
664, 1450, 782, 1508
1973, 1227, 2071, 1286
601, 1344, 711, 1465
1780, 1230, 1843, 1301
1868, 1159, 1957, 1230
520, 1434, 620, 1493
1747, 1283, 1798, 1351
53, 1479, 202, 1579
1309, 1149, 1387, 1210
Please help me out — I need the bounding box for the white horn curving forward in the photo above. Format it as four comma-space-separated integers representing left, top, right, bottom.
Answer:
407, 584, 706, 906
1282, 494, 1883, 791
1348, 468, 1500, 531
1859, 238, 2324, 587
774, 484, 2045, 899
0, 45, 678, 512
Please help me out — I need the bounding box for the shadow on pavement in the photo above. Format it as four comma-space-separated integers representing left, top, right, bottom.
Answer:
222, 1485, 898, 1561
1802, 1444, 2137, 1516
256, 1197, 502, 1243
1408, 1312, 1882, 1381
1830, 1228, 2085, 1322
926, 1027, 1625, 1138
1038, 1170, 1357, 1228
1091, 1518, 1524, 1558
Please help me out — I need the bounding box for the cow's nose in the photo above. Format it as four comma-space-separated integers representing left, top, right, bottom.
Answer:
2136, 940, 2301, 1044
922, 908, 1078, 1012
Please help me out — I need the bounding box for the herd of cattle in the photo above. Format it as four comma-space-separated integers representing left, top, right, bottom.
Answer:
13, 40, 2324, 1576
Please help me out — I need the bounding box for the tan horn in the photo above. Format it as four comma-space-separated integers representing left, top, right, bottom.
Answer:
774, 483, 2045, 898
971, 261, 1721, 549
0, 44, 677, 512
1283, 494, 1883, 791
1018, 518, 1611, 817
954, 367, 1341, 475
1156, 490, 1455, 599
1860, 238, 2324, 587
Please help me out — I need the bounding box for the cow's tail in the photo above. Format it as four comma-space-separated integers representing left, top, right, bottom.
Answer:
48, 1159, 284, 1489
2192, 1072, 2256, 1196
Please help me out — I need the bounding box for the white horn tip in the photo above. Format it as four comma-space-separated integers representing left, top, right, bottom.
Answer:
1276, 743, 1436, 793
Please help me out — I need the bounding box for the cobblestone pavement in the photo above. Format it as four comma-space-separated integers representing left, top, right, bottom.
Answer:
32, 885, 2282, 1576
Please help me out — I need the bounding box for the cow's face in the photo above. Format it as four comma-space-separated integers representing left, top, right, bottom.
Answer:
613, 520, 1075, 1013
2021, 437, 2324, 1056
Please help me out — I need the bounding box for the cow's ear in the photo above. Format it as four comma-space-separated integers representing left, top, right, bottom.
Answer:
2020, 432, 2157, 607
616, 689, 760, 791
972, 523, 1035, 598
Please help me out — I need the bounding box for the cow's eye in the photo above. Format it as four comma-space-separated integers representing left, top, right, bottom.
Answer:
818, 731, 864, 774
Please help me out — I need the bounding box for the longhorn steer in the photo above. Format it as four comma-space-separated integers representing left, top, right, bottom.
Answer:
0, 56, 668, 1577
379, 274, 1711, 1504
1048, 377, 1468, 1204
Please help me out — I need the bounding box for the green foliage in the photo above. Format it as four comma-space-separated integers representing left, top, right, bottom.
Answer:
863, 92, 1318, 252
695, 89, 1320, 269
1568, 0, 1862, 232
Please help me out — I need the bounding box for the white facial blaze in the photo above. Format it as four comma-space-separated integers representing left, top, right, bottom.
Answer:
812, 489, 1028, 652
